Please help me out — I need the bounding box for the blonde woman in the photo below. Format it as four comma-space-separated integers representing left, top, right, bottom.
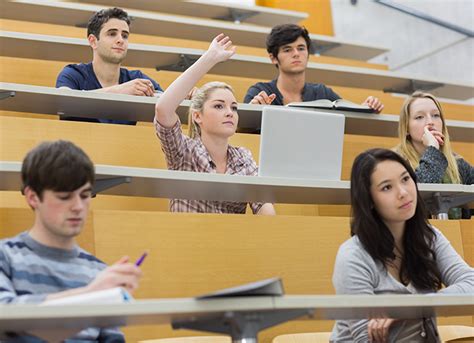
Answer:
395, 91, 473, 185
154, 34, 275, 215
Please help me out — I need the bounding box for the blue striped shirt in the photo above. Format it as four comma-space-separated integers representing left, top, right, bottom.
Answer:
0, 232, 124, 342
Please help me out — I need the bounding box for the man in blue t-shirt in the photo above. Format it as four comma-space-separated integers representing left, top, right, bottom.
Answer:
56, 7, 163, 125
243, 24, 384, 113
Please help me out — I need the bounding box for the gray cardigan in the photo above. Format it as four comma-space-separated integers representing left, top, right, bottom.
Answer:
417, 146, 473, 184
330, 228, 474, 343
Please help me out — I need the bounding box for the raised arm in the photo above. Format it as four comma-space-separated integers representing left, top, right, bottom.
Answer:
155, 34, 236, 128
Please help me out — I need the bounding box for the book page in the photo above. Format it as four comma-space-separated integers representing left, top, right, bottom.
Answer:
287, 99, 333, 108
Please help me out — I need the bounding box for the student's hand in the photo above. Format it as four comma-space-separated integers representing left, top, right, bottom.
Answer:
422, 126, 444, 149
368, 318, 396, 343
250, 91, 276, 105
113, 79, 155, 97
205, 33, 236, 64
363, 96, 384, 113
86, 256, 142, 293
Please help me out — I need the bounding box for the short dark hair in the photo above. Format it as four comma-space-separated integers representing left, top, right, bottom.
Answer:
350, 148, 442, 291
266, 24, 312, 57
87, 7, 131, 38
21, 140, 95, 198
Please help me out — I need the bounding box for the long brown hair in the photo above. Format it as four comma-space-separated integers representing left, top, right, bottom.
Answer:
351, 148, 442, 291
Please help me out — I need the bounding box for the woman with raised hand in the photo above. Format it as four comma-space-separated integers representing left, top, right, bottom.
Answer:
330, 148, 473, 343
154, 34, 275, 215
394, 91, 473, 185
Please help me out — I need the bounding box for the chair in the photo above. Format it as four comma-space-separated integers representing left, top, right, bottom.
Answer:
139, 337, 231, 343
272, 332, 332, 343
438, 325, 474, 342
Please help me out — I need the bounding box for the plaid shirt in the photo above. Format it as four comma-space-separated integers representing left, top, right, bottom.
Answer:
155, 118, 264, 214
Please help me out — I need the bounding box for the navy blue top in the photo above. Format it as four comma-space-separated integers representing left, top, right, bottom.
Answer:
243, 79, 340, 105
56, 63, 163, 125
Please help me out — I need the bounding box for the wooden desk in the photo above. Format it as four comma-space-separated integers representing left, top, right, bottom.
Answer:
1, 83, 472, 142
0, 31, 470, 100
76, 0, 308, 27
1, 295, 472, 343
1, 161, 472, 209
0, 0, 386, 61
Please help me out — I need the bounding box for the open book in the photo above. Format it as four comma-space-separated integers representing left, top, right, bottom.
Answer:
287, 99, 374, 113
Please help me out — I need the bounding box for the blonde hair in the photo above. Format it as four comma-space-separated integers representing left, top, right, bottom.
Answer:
188, 81, 235, 139
394, 91, 461, 184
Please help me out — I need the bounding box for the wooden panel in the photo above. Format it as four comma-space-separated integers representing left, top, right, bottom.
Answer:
93, 211, 349, 342
89, 211, 471, 341
0, 191, 168, 212
1, 116, 472, 179
0, 116, 165, 168
0, 19, 386, 70
460, 220, 474, 266
0, 208, 96, 254
1, 56, 472, 119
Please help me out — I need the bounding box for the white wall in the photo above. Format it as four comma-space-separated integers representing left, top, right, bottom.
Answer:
219, 0, 473, 102
330, 0, 474, 102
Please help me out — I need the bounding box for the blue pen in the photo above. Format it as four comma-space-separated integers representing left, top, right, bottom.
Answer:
135, 251, 148, 266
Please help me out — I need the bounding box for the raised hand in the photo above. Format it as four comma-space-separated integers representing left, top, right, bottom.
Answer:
206, 33, 236, 64
422, 126, 444, 149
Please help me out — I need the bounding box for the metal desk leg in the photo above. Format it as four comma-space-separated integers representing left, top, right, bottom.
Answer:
424, 192, 474, 220
92, 177, 131, 197
173, 309, 309, 343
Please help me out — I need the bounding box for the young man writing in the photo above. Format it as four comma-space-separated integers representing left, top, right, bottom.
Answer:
244, 24, 384, 113
0, 140, 142, 342
56, 7, 163, 124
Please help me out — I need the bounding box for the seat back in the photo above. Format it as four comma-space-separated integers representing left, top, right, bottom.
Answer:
438, 325, 474, 342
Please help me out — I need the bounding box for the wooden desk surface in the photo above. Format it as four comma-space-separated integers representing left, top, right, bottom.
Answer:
1, 161, 472, 205
0, 0, 386, 61
0, 30, 470, 99
76, 0, 308, 28
1, 294, 472, 332
1, 83, 472, 142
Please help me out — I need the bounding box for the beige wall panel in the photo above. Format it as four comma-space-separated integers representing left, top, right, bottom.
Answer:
89, 211, 471, 341
460, 220, 474, 267
0, 190, 169, 212
1, 55, 471, 120
1, 115, 472, 185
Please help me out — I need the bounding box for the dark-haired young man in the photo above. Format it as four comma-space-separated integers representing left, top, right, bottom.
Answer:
56, 7, 163, 124
244, 24, 384, 113
0, 140, 141, 342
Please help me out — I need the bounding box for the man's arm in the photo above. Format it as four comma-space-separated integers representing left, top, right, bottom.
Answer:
0, 255, 141, 304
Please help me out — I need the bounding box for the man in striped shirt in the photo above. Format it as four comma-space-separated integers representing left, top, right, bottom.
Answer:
0, 140, 142, 342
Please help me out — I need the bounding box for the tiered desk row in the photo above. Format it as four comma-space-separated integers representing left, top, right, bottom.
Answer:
0, 0, 473, 342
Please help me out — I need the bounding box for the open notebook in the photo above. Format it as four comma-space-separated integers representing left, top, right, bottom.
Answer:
41, 287, 132, 306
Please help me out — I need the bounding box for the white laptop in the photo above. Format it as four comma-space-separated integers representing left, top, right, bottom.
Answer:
258, 106, 345, 180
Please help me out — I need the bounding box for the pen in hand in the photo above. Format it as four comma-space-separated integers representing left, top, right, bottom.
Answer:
135, 251, 148, 267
